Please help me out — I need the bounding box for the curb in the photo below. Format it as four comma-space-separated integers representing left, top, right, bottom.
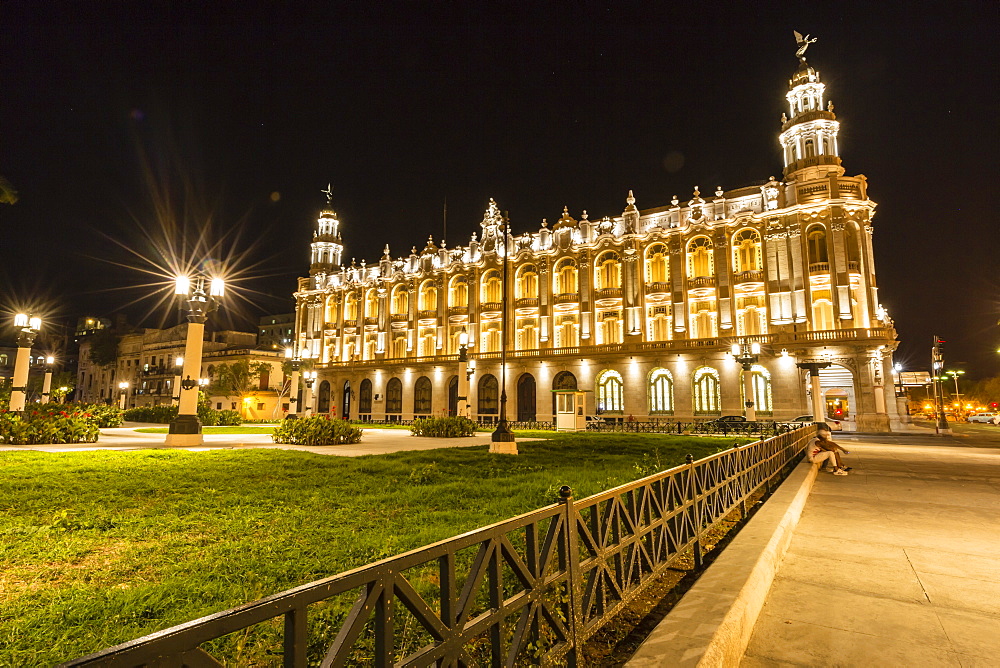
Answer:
626, 460, 819, 667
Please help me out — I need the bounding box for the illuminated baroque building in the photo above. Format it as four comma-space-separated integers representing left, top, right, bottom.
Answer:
293, 49, 902, 432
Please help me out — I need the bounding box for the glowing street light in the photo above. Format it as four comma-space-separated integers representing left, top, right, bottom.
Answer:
456, 327, 473, 418
165, 273, 224, 446
303, 370, 317, 416
118, 381, 130, 410
731, 341, 762, 422
284, 346, 304, 418
41, 356, 55, 404
10, 314, 41, 412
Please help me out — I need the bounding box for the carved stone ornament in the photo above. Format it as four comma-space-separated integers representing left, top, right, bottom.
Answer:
831, 221, 846, 231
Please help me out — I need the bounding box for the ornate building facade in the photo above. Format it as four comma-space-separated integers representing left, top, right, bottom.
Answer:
293, 51, 901, 432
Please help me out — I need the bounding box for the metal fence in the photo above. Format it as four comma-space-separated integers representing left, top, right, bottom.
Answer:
351, 419, 556, 431
587, 420, 806, 437
62, 426, 815, 668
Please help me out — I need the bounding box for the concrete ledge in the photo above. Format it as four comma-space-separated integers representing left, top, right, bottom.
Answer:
626, 460, 819, 667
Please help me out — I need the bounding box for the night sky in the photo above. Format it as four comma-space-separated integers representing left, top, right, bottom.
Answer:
2, 3, 997, 376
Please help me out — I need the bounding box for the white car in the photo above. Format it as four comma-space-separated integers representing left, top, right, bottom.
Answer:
968, 413, 999, 424
790, 415, 842, 431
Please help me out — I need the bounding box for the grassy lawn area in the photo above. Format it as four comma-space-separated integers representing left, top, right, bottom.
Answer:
0, 432, 747, 665
133, 425, 278, 434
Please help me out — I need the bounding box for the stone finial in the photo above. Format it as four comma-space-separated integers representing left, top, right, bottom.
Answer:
541, 218, 548, 228
382, 244, 391, 259
581, 209, 589, 221
626, 190, 636, 206
671, 195, 679, 206
693, 186, 700, 199
715, 186, 724, 197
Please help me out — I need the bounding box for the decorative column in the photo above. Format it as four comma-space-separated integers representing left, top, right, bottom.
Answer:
797, 361, 831, 425
9, 314, 41, 412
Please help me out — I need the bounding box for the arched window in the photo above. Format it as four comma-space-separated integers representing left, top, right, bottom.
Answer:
806, 226, 829, 264
481, 321, 501, 353
645, 244, 669, 283
647, 305, 671, 341
391, 334, 407, 358
516, 265, 539, 298
738, 304, 765, 336
692, 367, 721, 415
732, 229, 761, 272
478, 374, 499, 415
742, 365, 773, 416
418, 327, 436, 357
555, 315, 579, 348
344, 292, 359, 321
414, 376, 432, 414
325, 296, 338, 323
359, 378, 373, 414
419, 281, 437, 311
317, 381, 331, 413
599, 311, 622, 345
391, 285, 409, 315
686, 237, 714, 278
648, 368, 674, 414
595, 251, 622, 289
812, 298, 835, 330
449, 276, 469, 308
365, 289, 379, 318
596, 369, 624, 413
386, 377, 403, 413
554, 258, 578, 294
517, 318, 539, 350
482, 270, 502, 303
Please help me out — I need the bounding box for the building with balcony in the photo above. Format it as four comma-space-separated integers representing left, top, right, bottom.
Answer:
292, 48, 901, 431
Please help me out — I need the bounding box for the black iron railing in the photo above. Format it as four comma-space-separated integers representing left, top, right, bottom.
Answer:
587, 420, 806, 437
61, 426, 814, 667
350, 419, 556, 431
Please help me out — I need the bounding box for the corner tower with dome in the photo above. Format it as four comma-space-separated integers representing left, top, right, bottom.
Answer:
291, 37, 901, 432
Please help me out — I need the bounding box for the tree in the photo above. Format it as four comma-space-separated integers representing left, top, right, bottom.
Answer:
87, 329, 121, 367
208, 360, 272, 417
0, 174, 18, 205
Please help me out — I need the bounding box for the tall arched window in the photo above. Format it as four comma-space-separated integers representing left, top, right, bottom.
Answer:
599, 311, 622, 345
812, 297, 835, 330
738, 304, 765, 336
648, 368, 674, 414
364, 289, 379, 318
478, 374, 499, 415
325, 296, 338, 323
645, 244, 669, 283
692, 367, 721, 415
391, 333, 407, 358
481, 321, 501, 352
595, 251, 622, 289
596, 369, 624, 413
686, 237, 714, 278
482, 270, 502, 303
555, 315, 579, 348
391, 286, 409, 314
418, 327, 436, 356
449, 276, 469, 308
742, 365, 773, 416
414, 376, 432, 414
386, 377, 403, 413
647, 305, 671, 341
516, 265, 539, 298
554, 258, 578, 294
419, 281, 437, 311
344, 292, 359, 321
807, 226, 829, 264
732, 229, 761, 272
359, 378, 373, 414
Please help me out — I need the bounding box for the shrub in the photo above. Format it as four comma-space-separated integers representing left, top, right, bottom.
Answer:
410, 416, 477, 438
0, 408, 100, 445
272, 416, 363, 446
82, 404, 125, 428
215, 410, 243, 426
123, 405, 179, 424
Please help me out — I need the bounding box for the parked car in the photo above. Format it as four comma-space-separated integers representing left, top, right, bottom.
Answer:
703, 415, 759, 430
967, 413, 999, 424
788, 415, 842, 431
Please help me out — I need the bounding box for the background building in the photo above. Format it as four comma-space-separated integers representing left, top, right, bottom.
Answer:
293, 53, 901, 431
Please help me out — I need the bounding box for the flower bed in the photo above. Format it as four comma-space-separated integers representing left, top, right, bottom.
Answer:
272, 416, 363, 446
0, 408, 101, 445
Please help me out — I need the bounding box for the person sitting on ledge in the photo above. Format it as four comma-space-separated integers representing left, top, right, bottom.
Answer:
808, 429, 851, 475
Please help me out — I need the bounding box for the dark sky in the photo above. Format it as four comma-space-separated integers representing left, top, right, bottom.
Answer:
2, 2, 998, 376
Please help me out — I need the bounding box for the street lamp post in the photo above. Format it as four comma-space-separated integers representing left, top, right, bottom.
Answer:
284, 346, 303, 418
41, 356, 55, 403
165, 274, 224, 446
946, 370, 965, 419
172, 356, 184, 406
731, 341, 761, 422
457, 328, 474, 418
303, 370, 317, 417
10, 314, 41, 412
490, 217, 516, 454
118, 381, 129, 410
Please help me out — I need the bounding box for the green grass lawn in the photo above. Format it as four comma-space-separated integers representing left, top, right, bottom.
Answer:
0, 433, 747, 665
133, 425, 278, 434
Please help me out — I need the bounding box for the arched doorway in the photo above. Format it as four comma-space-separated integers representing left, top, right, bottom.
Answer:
552, 370, 578, 416
448, 376, 459, 416
359, 379, 372, 416
517, 373, 536, 421
342, 381, 351, 420
818, 364, 855, 422
386, 377, 403, 417
414, 376, 432, 416
478, 374, 499, 420
317, 381, 331, 413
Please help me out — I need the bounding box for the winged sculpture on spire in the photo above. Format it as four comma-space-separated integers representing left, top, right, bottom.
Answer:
793, 30, 817, 63
321, 183, 334, 206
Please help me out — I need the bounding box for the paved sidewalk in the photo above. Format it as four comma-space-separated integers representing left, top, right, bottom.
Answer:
0, 426, 517, 456
742, 436, 1000, 667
